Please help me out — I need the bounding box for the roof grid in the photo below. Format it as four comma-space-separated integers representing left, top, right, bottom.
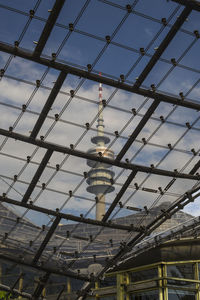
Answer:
0, 0, 200, 298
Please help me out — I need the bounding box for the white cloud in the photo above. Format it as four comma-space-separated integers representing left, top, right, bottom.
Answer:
0, 53, 199, 226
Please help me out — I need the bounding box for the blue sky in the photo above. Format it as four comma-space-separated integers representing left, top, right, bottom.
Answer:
0, 0, 200, 226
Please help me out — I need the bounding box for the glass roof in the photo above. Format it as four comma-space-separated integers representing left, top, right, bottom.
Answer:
0, 0, 200, 298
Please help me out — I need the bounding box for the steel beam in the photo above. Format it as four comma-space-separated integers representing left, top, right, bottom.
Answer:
30, 71, 67, 139
189, 159, 200, 175
0, 252, 89, 281
32, 216, 61, 264
0, 128, 198, 180
144, 186, 200, 234
125, 187, 200, 249
33, 0, 65, 57
0, 196, 141, 232
124, 205, 200, 261
102, 170, 137, 222
171, 0, 200, 12
22, 149, 53, 203
116, 100, 159, 161
133, 7, 192, 89
0, 42, 200, 111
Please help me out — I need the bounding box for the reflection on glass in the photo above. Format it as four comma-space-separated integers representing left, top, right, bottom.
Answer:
130, 268, 158, 282
167, 264, 195, 279
99, 276, 116, 288
130, 290, 159, 299
46, 274, 68, 295
70, 278, 85, 291
167, 263, 195, 287
168, 289, 195, 299
167, 279, 195, 288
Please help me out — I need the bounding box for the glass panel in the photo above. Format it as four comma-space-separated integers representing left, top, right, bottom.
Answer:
130, 290, 159, 299
1, 262, 20, 286
167, 263, 196, 288
167, 280, 195, 288
167, 264, 195, 279
130, 268, 158, 282
198, 262, 200, 279
168, 289, 195, 299
70, 278, 85, 291
46, 274, 68, 296
99, 276, 116, 288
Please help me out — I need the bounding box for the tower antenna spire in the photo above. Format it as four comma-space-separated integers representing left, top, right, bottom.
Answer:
97, 72, 105, 145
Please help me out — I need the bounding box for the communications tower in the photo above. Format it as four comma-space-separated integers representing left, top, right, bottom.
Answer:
86, 80, 115, 220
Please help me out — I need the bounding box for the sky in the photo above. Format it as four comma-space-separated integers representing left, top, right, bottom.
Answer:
0, 0, 199, 227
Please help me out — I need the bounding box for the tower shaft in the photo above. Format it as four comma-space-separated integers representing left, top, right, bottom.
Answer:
86, 76, 115, 220
96, 194, 105, 221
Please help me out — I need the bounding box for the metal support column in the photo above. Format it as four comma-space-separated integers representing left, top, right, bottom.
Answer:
42, 287, 46, 298
163, 264, 168, 300
125, 273, 130, 300
195, 262, 199, 300
117, 274, 125, 300
94, 281, 99, 300
18, 275, 23, 300
158, 264, 163, 300
67, 277, 71, 300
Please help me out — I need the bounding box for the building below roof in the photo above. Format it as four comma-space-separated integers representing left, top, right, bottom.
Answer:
91, 238, 200, 300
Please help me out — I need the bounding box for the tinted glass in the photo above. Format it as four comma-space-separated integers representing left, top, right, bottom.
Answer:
167, 264, 195, 279
100, 276, 116, 287
168, 289, 195, 299
130, 290, 159, 299
130, 268, 158, 282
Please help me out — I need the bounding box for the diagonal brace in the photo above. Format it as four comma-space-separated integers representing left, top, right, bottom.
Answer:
0, 128, 199, 181
1, 42, 200, 111
102, 170, 137, 222
32, 216, 61, 264
0, 195, 141, 232
189, 159, 200, 175
116, 100, 159, 161
31, 71, 67, 139
22, 149, 53, 203
33, 0, 65, 57
171, 0, 200, 12
133, 7, 192, 89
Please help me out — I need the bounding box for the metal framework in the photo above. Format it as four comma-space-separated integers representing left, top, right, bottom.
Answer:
0, 0, 200, 298
92, 259, 200, 300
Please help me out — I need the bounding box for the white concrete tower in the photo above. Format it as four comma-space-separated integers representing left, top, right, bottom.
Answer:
86, 77, 115, 220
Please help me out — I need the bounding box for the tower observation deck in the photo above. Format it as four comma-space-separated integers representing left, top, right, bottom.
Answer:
86, 81, 115, 220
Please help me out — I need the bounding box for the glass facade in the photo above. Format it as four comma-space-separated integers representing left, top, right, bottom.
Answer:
130, 290, 159, 299
0, 260, 85, 299
92, 261, 200, 300
130, 268, 158, 282
1, 259, 200, 299
168, 289, 196, 299
167, 263, 195, 279
99, 276, 117, 288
